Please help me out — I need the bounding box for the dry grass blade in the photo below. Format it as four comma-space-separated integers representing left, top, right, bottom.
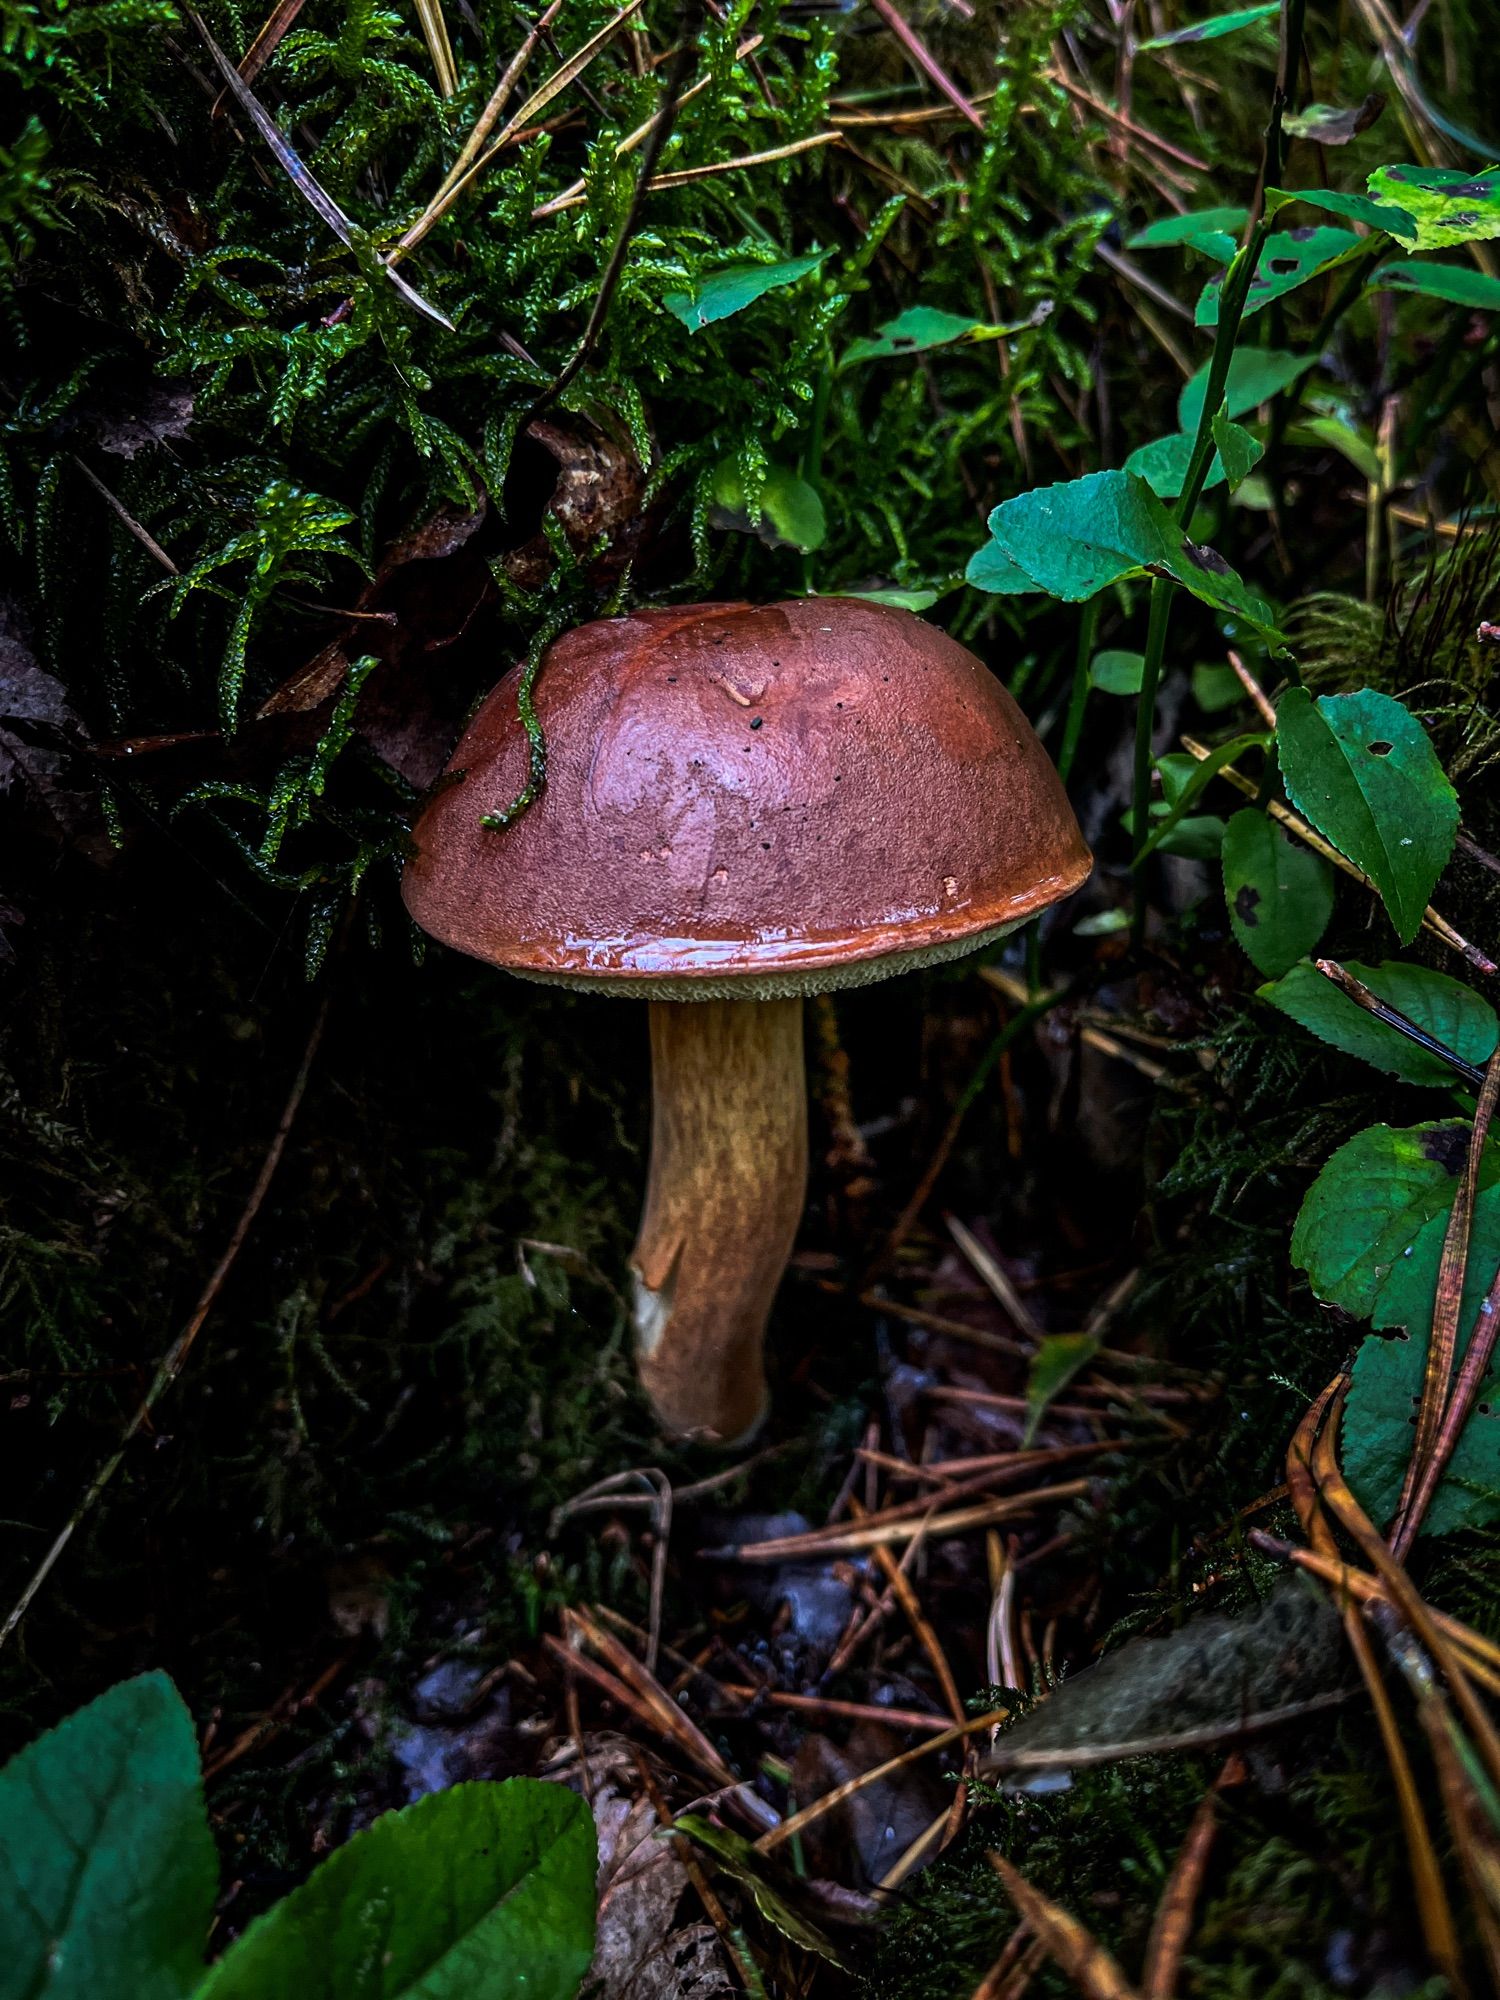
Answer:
412, 0, 458, 95
393, 0, 647, 257
1181, 736, 1499, 975
1140, 1757, 1241, 1997
213, 0, 307, 107
754, 1707, 1009, 1855
1394, 1048, 1500, 1550
855, 1498, 966, 1725
184, 6, 454, 328
701, 1480, 1092, 1560
946, 1213, 1044, 1341
988, 1852, 1143, 2000
866, 0, 982, 128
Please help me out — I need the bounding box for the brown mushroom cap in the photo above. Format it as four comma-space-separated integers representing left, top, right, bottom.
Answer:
402, 598, 1091, 998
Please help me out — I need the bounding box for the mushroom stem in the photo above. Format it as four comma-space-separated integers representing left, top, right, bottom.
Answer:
631, 997, 808, 1443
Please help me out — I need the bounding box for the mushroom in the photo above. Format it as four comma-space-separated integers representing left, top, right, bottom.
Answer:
402, 598, 1090, 1443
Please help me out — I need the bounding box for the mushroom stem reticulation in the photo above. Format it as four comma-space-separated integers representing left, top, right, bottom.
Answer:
631, 997, 807, 1444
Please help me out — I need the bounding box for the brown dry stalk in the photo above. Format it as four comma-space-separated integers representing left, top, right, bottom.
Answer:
856, 1498, 966, 1725
866, 0, 983, 129
1395, 1047, 1500, 1549
988, 1853, 1143, 2000
754, 1707, 1009, 1855
703, 1480, 1092, 1561
1141, 1757, 1243, 1997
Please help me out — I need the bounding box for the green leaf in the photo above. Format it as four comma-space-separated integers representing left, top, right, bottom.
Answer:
1221, 808, 1335, 974
1193, 661, 1244, 712
1275, 687, 1458, 944
1022, 1333, 1101, 1447
1284, 415, 1381, 482
837, 585, 941, 611
1196, 227, 1365, 327
965, 539, 1040, 595
1264, 185, 1416, 236
710, 460, 826, 553
0, 1672, 217, 2000
1138, 735, 1266, 866
1370, 260, 1500, 310
1129, 206, 1249, 249
1179, 347, 1316, 432
1292, 1120, 1500, 1320
1367, 164, 1500, 249
670, 1818, 846, 1966
976, 469, 1284, 642
840, 305, 1008, 367
1124, 430, 1225, 501
1346, 1323, 1500, 1537
1370, 1181, 1500, 1341
1139, 0, 1278, 48
199, 1780, 597, 2000
1259, 959, 1497, 1085
663, 251, 828, 332
1089, 649, 1145, 694
1210, 407, 1263, 490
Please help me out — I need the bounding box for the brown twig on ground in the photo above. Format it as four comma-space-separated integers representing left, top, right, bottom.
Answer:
1, 989, 333, 1651
702, 1481, 1092, 1561
201, 1649, 356, 1781
989, 1853, 1143, 2000
866, 0, 983, 129
1141, 1756, 1244, 1997
1314, 960, 1487, 1089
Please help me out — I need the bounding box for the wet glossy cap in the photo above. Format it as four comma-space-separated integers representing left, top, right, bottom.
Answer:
402, 598, 1091, 998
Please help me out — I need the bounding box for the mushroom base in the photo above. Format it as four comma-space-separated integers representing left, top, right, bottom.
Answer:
631, 996, 807, 1443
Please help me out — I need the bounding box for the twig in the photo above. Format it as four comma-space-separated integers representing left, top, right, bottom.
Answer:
1313, 960, 1487, 1087
701, 1481, 1092, 1561
755, 1708, 1010, 1854
72, 457, 180, 575
1141, 1757, 1242, 1997
989, 1853, 1143, 2000
1, 991, 332, 1650
866, 0, 983, 128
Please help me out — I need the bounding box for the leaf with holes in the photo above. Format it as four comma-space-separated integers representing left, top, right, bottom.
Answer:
1367, 164, 1500, 249
1345, 1323, 1500, 1537
1370, 260, 1500, 310
664, 251, 829, 332
1292, 1120, 1500, 1320
1222, 808, 1334, 975
1259, 959, 1497, 1086
1264, 185, 1415, 236
0, 1672, 218, 2000
199, 1780, 597, 2000
1275, 687, 1457, 943
1196, 227, 1365, 327
1139, 0, 1277, 47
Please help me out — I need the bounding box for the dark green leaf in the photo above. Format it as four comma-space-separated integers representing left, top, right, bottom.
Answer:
1221, 807, 1335, 974
1367, 164, 1500, 249
1210, 407, 1262, 489
1139, 1, 1278, 48
1129, 206, 1249, 248
1179, 347, 1316, 431
1346, 1322, 1500, 1537
1023, 1333, 1101, 1446
664, 251, 828, 332
1124, 430, 1224, 501
840, 305, 1006, 367
1088, 649, 1145, 693
1259, 959, 1497, 1085
0, 1672, 217, 2000
1196, 227, 1365, 327
1275, 687, 1458, 943
1284, 415, 1380, 482
1292, 1120, 1500, 1319
1370, 260, 1500, 309
199, 1780, 597, 2000
1138, 736, 1266, 865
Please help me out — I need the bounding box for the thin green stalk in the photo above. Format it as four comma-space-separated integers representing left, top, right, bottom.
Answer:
1057, 597, 1098, 784
800, 354, 833, 594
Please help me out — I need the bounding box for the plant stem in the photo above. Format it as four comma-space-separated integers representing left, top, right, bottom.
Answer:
1057, 596, 1098, 784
